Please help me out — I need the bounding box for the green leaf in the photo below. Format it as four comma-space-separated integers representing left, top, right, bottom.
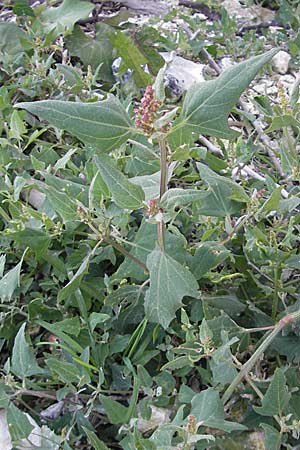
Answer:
15, 96, 133, 152
51, 317, 81, 337
130, 170, 162, 202
202, 294, 246, 317
11, 323, 42, 378
89, 313, 110, 333
0, 383, 9, 408
100, 377, 139, 424
0, 22, 28, 55
266, 114, 300, 132
196, 162, 249, 217
40, 0, 94, 33
46, 358, 81, 384
83, 427, 109, 450
37, 320, 83, 354
110, 31, 152, 87
168, 49, 278, 141
145, 246, 199, 329
95, 155, 145, 209
9, 110, 26, 140
0, 251, 25, 303
13, 0, 35, 17
6, 403, 33, 442
6, 229, 51, 259
65, 24, 114, 81
53, 148, 78, 172
210, 333, 239, 385
0, 255, 5, 278
89, 170, 110, 208
260, 187, 282, 215
191, 388, 247, 432
191, 241, 231, 280
115, 221, 187, 282
39, 183, 78, 223
160, 188, 206, 210
261, 424, 281, 450
254, 368, 290, 416
58, 253, 91, 302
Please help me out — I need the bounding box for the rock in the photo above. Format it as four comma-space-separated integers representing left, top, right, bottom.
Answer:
222, 0, 255, 21
119, 0, 176, 16
0, 411, 11, 450
0, 409, 60, 450
160, 53, 205, 93
137, 405, 171, 433
220, 57, 234, 70
222, 0, 274, 24
272, 51, 291, 74
0, 409, 40, 449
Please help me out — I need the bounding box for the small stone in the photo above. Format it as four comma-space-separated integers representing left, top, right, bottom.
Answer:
272, 51, 291, 75
220, 57, 234, 70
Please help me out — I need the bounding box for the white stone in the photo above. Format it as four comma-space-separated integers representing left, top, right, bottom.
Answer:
220, 57, 234, 70
0, 409, 41, 450
272, 51, 291, 75
0, 409, 60, 450
137, 405, 171, 434
160, 53, 205, 90
223, 0, 254, 20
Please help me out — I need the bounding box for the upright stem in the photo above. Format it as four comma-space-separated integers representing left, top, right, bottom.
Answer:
222, 310, 300, 404
272, 263, 279, 319
157, 137, 168, 251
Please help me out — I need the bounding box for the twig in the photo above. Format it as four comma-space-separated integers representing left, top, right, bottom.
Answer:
238, 21, 287, 35
200, 48, 221, 75
157, 137, 169, 251
104, 237, 148, 272
198, 136, 224, 157
222, 310, 300, 404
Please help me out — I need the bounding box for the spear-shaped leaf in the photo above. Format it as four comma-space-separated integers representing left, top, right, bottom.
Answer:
15, 95, 133, 152
254, 368, 290, 416
145, 246, 198, 329
168, 49, 278, 143
95, 155, 145, 209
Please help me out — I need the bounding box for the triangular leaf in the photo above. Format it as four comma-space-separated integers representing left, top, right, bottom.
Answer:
6, 403, 34, 442
95, 155, 145, 209
15, 96, 133, 152
110, 30, 152, 87
191, 388, 247, 432
145, 246, 198, 328
254, 368, 290, 416
0, 251, 25, 303
261, 424, 282, 450
83, 427, 109, 450
168, 49, 278, 141
11, 323, 43, 378
40, 0, 93, 33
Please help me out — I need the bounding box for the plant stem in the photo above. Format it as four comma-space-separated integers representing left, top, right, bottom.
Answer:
222, 310, 300, 404
157, 137, 169, 251
272, 263, 279, 319
105, 237, 148, 272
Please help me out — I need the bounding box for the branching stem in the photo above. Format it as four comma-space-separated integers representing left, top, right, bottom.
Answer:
222, 310, 300, 404
157, 137, 169, 251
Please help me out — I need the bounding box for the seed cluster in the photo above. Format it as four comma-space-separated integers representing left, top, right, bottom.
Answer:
134, 85, 161, 134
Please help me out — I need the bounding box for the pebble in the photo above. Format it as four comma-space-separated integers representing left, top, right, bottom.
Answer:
272, 50, 291, 75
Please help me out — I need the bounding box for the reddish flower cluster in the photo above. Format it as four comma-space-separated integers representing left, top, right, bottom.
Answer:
134, 86, 161, 134
146, 198, 158, 217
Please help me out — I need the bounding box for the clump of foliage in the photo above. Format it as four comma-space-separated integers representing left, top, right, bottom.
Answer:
1, 0, 300, 449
